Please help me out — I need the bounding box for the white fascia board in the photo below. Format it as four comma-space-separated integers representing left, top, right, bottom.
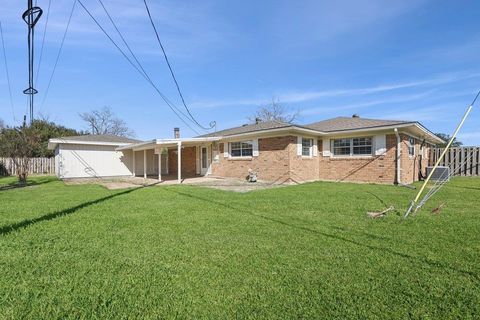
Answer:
412, 123, 444, 144
116, 140, 156, 151
116, 137, 222, 151
218, 126, 325, 141
48, 139, 133, 150
154, 137, 221, 144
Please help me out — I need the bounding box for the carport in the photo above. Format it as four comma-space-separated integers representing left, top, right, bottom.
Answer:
116, 137, 220, 183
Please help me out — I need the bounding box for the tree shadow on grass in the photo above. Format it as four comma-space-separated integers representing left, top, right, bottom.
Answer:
0, 187, 140, 236
166, 188, 480, 282
0, 177, 56, 191
454, 186, 480, 191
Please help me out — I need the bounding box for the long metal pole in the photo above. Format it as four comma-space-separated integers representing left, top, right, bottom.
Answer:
404, 105, 473, 218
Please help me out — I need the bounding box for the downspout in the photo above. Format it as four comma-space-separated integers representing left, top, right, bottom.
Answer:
394, 128, 415, 189
394, 128, 401, 185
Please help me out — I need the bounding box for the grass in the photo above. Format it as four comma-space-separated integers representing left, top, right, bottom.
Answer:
0, 176, 479, 319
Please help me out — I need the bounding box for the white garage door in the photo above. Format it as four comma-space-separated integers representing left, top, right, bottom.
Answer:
56, 144, 133, 179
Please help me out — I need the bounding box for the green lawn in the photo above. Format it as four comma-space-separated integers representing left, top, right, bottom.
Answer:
0, 176, 479, 319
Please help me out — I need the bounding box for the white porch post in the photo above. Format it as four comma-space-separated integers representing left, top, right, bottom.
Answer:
143, 149, 147, 179
158, 151, 162, 181
132, 150, 136, 177
177, 141, 182, 183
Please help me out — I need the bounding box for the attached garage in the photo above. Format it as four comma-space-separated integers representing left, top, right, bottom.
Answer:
47, 135, 139, 179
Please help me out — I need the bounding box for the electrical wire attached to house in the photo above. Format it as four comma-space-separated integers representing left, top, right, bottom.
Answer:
142, 0, 216, 131
77, 0, 206, 135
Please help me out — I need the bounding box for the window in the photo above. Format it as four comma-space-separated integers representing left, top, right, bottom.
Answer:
352, 137, 372, 155
408, 137, 415, 156
332, 137, 372, 156
230, 141, 253, 157
302, 138, 313, 156
333, 138, 351, 155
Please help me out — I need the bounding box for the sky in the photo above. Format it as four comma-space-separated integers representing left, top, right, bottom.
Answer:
1, 0, 480, 145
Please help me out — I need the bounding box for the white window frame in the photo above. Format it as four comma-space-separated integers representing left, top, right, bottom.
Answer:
229, 140, 253, 158
302, 138, 313, 157
408, 137, 415, 157
332, 137, 373, 157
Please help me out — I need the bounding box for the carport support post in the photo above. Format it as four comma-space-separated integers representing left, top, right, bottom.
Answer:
143, 149, 147, 179
177, 141, 182, 183
132, 150, 136, 177
158, 150, 162, 181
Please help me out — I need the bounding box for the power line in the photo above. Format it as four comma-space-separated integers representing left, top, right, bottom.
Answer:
35, 0, 51, 84
41, 0, 76, 109
97, 0, 209, 135
142, 0, 215, 131
77, 0, 202, 135
95, 0, 195, 124
0, 21, 16, 122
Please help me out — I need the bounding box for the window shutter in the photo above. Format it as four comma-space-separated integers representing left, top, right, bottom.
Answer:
252, 139, 259, 157
223, 143, 229, 158
313, 139, 318, 156
322, 139, 331, 157
374, 135, 387, 155
297, 136, 302, 156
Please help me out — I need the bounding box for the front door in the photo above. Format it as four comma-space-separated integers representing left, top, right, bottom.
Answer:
200, 146, 209, 175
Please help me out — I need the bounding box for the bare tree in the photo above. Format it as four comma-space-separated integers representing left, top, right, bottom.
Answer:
79, 107, 135, 137
0, 125, 41, 184
0, 118, 5, 129
249, 98, 300, 124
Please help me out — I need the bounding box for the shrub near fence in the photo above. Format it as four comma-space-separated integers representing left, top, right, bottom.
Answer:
430, 147, 480, 177
0, 158, 55, 176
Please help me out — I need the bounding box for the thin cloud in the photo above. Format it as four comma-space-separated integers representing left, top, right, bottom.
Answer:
191, 71, 480, 109
301, 91, 434, 116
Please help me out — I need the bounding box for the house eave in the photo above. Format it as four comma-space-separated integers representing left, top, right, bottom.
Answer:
116, 137, 222, 151
47, 139, 134, 150
322, 122, 443, 144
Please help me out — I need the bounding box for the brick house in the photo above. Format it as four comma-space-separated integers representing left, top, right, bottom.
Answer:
49, 115, 443, 185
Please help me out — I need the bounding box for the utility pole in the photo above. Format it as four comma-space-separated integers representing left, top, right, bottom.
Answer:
22, 0, 42, 125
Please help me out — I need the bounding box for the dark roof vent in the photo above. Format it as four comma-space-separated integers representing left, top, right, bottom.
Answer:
352, 114, 360, 118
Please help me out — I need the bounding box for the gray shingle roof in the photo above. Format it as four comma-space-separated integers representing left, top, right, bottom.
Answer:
305, 117, 413, 132
58, 134, 141, 144
198, 120, 294, 137
198, 117, 414, 137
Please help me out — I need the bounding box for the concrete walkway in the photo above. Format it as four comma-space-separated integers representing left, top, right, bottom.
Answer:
65, 176, 285, 192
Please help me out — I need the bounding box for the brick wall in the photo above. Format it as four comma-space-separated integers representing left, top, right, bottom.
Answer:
168, 146, 197, 177
400, 134, 430, 184
211, 136, 292, 183
208, 132, 431, 185
317, 134, 397, 184
288, 139, 320, 183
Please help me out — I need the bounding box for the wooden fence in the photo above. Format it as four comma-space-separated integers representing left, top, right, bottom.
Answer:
0, 157, 55, 176
429, 147, 480, 177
